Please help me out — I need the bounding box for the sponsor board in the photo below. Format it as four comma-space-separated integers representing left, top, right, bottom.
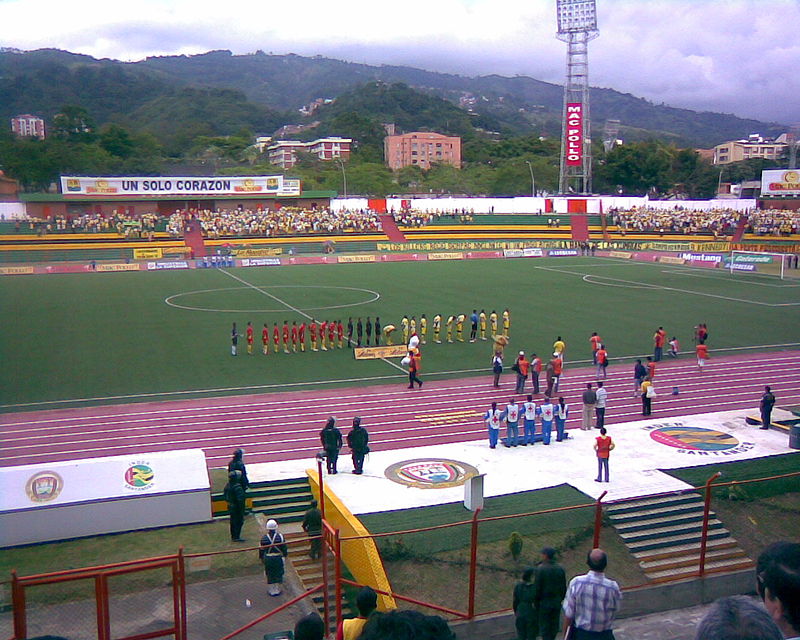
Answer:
609, 251, 632, 259
96, 263, 140, 272
234, 248, 283, 258
762, 169, 800, 197
377, 240, 568, 252
428, 252, 464, 260
565, 103, 583, 166
384, 458, 480, 489
504, 247, 545, 258
548, 249, 579, 257
133, 248, 163, 260
731, 254, 774, 263
679, 252, 723, 263
0, 266, 35, 275
730, 263, 756, 271
163, 246, 190, 255
644, 422, 755, 456
146, 261, 189, 270
658, 256, 685, 265
354, 345, 408, 360
61, 175, 297, 197
241, 258, 281, 267
338, 255, 376, 263
690, 242, 730, 252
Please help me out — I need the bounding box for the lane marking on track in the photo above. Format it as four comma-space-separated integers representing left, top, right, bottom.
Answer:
4, 345, 800, 410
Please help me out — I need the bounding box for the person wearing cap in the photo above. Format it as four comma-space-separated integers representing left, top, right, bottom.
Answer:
223, 469, 246, 542
336, 586, 378, 640
347, 416, 370, 474
227, 448, 249, 491
533, 547, 567, 640
259, 519, 288, 596
320, 417, 343, 474
514, 351, 530, 394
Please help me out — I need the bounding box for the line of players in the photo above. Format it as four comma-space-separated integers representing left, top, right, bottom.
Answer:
230, 309, 512, 355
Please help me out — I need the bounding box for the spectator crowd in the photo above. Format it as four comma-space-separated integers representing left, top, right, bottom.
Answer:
608, 206, 742, 236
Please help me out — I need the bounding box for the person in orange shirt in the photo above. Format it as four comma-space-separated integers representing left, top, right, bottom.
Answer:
589, 332, 602, 364
594, 427, 615, 483
696, 342, 709, 372
309, 319, 318, 352
646, 356, 656, 380
246, 321, 254, 355
552, 354, 564, 392
595, 344, 608, 380
514, 351, 530, 394
262, 323, 270, 355
653, 327, 666, 361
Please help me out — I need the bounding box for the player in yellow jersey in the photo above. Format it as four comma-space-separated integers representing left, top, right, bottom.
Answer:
489, 310, 498, 336
479, 310, 487, 341
433, 314, 442, 343
503, 309, 510, 337
401, 315, 409, 344
456, 314, 466, 342
419, 314, 427, 344
410, 315, 417, 337
383, 324, 396, 345
446, 315, 455, 343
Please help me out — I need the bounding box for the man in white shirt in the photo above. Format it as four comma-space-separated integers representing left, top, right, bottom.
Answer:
484, 401, 503, 449
538, 397, 555, 445
595, 381, 608, 429
523, 395, 537, 445
505, 398, 521, 447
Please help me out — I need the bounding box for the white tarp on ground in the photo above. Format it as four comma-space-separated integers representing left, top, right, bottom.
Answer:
248, 409, 797, 514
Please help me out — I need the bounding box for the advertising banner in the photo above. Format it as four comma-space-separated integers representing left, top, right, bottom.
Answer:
96, 263, 140, 272
354, 345, 408, 360
548, 249, 579, 257
61, 175, 298, 197
133, 248, 163, 260
658, 256, 686, 265
523, 248, 544, 257
338, 255, 376, 263
146, 261, 189, 270
609, 251, 632, 259
565, 103, 583, 167
679, 253, 723, 263
428, 252, 464, 260
241, 258, 281, 267
761, 169, 800, 196
234, 248, 283, 257
0, 266, 35, 275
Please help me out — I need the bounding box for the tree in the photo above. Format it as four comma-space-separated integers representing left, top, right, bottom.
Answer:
52, 105, 96, 142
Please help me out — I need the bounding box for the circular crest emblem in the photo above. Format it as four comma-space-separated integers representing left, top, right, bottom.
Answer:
650, 426, 739, 451
384, 458, 479, 489
26, 471, 64, 503
124, 463, 155, 490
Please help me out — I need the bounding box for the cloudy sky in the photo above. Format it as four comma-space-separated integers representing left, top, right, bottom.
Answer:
2, 0, 798, 124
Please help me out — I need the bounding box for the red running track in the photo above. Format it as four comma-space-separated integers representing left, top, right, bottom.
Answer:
2, 351, 800, 470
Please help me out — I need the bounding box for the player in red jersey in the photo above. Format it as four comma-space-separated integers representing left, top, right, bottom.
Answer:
262, 323, 270, 355
337, 320, 344, 348
327, 320, 335, 349
246, 321, 254, 355
282, 321, 290, 353
320, 320, 328, 351
298, 321, 306, 352
310, 319, 319, 352
272, 323, 280, 353
291, 321, 299, 353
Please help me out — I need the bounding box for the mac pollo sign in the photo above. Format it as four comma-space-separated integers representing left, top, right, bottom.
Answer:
565, 103, 583, 166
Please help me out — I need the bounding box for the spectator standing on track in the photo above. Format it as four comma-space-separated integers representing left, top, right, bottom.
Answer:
581, 383, 596, 431
641, 377, 655, 416
513, 567, 538, 640
563, 549, 621, 639
514, 351, 530, 394
347, 416, 369, 474
760, 386, 776, 430
553, 353, 564, 392
589, 332, 602, 364
320, 417, 343, 474
633, 359, 647, 398
301, 499, 322, 560
231, 322, 239, 356
545, 358, 556, 397
470, 309, 479, 342
407, 349, 423, 389
595, 381, 608, 429
697, 323, 709, 345
531, 353, 542, 395
646, 356, 656, 381
505, 397, 521, 447
555, 397, 569, 442
224, 470, 246, 542
696, 342, 709, 372
653, 327, 666, 361
485, 401, 503, 449
523, 395, 537, 445
492, 353, 504, 388
595, 344, 608, 380
756, 541, 800, 639
533, 547, 567, 640
259, 519, 288, 596
594, 427, 614, 483
668, 336, 680, 358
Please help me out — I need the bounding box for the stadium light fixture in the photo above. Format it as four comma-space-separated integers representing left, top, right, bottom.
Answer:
556, 0, 598, 34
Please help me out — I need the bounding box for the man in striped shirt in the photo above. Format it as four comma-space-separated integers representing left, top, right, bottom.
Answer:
562, 549, 622, 639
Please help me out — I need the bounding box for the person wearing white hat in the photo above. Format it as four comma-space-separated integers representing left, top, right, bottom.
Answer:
259, 519, 288, 596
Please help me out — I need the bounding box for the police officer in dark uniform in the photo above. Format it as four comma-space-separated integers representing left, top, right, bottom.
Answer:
346, 416, 370, 475
223, 470, 246, 542
301, 499, 323, 560
227, 448, 249, 491
320, 416, 343, 474
374, 317, 381, 346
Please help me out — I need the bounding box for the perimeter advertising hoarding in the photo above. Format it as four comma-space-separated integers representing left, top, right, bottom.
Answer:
761, 170, 800, 196
565, 103, 583, 166
61, 176, 301, 197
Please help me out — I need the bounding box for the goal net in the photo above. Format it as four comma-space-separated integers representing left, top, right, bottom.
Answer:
728, 250, 791, 279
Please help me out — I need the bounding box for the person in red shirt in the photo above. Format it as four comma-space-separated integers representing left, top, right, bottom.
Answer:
246, 321, 254, 355
595, 345, 608, 380
282, 321, 290, 353
290, 321, 299, 353
653, 327, 666, 361
407, 350, 423, 389
589, 332, 602, 364
696, 342, 709, 372
320, 320, 328, 351
272, 324, 280, 353
298, 322, 306, 352
309, 320, 318, 352
647, 356, 656, 380
552, 354, 564, 392
327, 319, 336, 349
530, 353, 542, 395
337, 320, 344, 348
262, 323, 270, 356
594, 427, 615, 483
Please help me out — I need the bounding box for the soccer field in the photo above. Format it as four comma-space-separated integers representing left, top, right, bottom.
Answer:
2, 256, 799, 409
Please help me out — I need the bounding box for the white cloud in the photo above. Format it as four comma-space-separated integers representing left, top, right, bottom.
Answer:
1, 0, 798, 123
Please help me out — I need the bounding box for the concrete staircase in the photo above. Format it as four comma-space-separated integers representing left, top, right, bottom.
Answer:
606, 492, 753, 583
212, 477, 314, 524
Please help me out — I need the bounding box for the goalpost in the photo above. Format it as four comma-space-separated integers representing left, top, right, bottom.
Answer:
729, 250, 791, 279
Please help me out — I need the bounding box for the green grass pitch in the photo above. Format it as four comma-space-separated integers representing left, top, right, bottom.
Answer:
2, 256, 799, 409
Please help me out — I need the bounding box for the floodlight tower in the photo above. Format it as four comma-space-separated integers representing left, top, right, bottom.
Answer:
556, 0, 599, 194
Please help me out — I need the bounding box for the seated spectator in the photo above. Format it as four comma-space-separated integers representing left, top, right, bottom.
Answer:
359, 609, 455, 640
695, 596, 782, 640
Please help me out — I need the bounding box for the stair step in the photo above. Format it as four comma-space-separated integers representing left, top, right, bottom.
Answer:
251, 492, 313, 508
640, 548, 748, 571
619, 520, 724, 543
645, 557, 755, 582
608, 503, 706, 524
626, 528, 730, 552
606, 493, 702, 514
632, 537, 739, 561
615, 512, 706, 533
